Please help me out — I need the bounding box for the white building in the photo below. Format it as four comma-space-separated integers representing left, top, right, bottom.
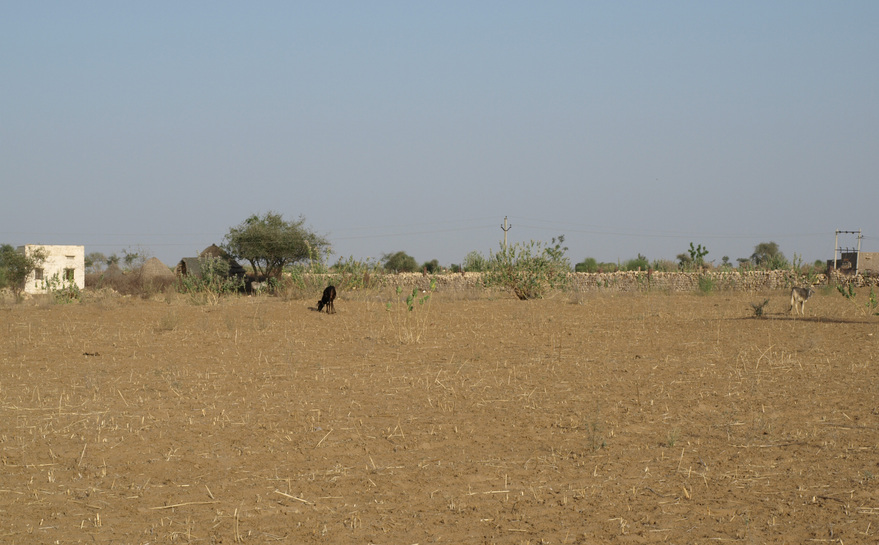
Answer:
861, 252, 879, 275
18, 245, 85, 295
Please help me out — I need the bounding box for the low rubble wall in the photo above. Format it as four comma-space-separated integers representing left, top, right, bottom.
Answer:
359, 270, 879, 293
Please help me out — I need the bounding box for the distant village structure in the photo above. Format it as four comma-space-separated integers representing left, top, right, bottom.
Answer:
18, 244, 85, 295
8, 231, 875, 298
861, 253, 879, 275
830, 229, 876, 276
836, 251, 879, 276
176, 244, 246, 279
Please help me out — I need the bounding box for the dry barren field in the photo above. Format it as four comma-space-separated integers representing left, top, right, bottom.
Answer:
2, 287, 878, 544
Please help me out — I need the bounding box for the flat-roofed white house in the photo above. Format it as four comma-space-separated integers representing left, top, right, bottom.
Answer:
18, 245, 85, 295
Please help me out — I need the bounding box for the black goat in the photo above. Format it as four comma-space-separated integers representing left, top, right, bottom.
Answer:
317, 285, 337, 314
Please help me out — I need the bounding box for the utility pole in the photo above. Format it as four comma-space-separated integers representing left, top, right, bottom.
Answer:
501, 216, 512, 250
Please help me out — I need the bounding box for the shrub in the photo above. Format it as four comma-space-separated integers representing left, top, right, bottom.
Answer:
677, 253, 692, 270
763, 253, 790, 270
483, 236, 571, 300
576, 258, 619, 273
0, 244, 46, 299
623, 254, 649, 271
178, 257, 244, 305
329, 256, 380, 290
837, 283, 879, 316
750, 299, 770, 317
462, 251, 489, 272
651, 259, 677, 272
42, 272, 82, 304
575, 257, 599, 273
697, 274, 715, 294
421, 259, 440, 274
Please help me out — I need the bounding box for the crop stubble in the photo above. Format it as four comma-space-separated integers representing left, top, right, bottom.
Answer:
1, 289, 877, 543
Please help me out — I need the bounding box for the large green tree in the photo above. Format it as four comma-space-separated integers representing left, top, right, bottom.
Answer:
382, 251, 418, 273
223, 212, 330, 279
751, 241, 787, 269
0, 244, 47, 298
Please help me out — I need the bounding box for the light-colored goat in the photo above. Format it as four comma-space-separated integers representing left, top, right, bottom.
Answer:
789, 286, 814, 316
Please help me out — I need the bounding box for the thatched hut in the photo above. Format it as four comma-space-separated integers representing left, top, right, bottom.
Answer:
140, 257, 176, 291
199, 244, 247, 277
176, 245, 246, 280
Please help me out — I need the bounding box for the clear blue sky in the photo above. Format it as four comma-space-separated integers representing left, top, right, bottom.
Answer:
2, 2, 877, 268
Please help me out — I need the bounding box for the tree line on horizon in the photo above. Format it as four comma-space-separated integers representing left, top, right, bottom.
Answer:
2, 212, 829, 298
16, 212, 829, 279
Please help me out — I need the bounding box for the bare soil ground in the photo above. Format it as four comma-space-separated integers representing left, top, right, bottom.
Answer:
1, 287, 878, 544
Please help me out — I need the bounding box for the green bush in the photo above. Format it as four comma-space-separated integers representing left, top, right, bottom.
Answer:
763, 253, 790, 270
651, 259, 677, 272
697, 274, 715, 294
178, 257, 244, 305
40, 271, 82, 304
421, 259, 441, 274
483, 236, 571, 300
329, 256, 380, 290
575, 257, 599, 273
0, 244, 47, 299
462, 251, 489, 272
837, 283, 879, 316
623, 254, 649, 271
575, 257, 621, 273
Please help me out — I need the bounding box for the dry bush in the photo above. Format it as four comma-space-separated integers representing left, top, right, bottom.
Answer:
86, 270, 141, 295
87, 268, 179, 299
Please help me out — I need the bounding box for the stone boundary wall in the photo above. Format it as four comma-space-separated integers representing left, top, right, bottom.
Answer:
355, 270, 879, 294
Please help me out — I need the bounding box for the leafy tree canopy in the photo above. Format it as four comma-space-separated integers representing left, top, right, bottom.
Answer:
575, 257, 599, 273
751, 241, 784, 267
85, 252, 107, 273
421, 259, 441, 274
382, 251, 418, 273
223, 212, 330, 279
0, 244, 47, 297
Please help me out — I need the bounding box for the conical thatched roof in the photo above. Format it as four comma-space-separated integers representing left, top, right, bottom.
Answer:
200, 244, 228, 259
199, 244, 246, 277
177, 245, 246, 278
141, 257, 175, 281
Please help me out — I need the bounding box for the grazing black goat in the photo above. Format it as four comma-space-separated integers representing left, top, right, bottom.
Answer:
317, 285, 337, 314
